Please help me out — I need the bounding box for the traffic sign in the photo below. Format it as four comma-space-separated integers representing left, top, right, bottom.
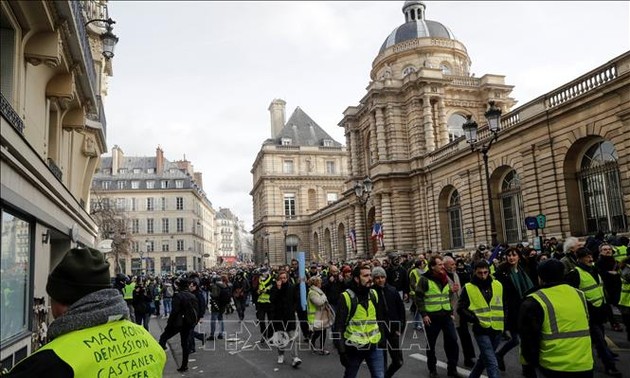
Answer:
525, 216, 539, 230
536, 214, 547, 229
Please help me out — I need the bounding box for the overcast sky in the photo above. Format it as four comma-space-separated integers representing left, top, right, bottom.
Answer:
104, 1, 629, 230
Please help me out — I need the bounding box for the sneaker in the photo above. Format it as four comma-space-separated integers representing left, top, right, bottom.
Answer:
206, 335, 215, 341
217, 334, 224, 340
292, 357, 302, 368
277, 355, 285, 364
177, 366, 188, 372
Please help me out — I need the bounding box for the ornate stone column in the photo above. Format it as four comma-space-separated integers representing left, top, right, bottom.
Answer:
375, 107, 387, 161
423, 95, 435, 152
437, 97, 449, 147
381, 192, 393, 253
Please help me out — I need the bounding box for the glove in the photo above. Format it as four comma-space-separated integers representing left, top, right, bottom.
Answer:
339, 353, 349, 367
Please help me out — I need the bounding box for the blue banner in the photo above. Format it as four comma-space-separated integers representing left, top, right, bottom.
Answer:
298, 251, 307, 311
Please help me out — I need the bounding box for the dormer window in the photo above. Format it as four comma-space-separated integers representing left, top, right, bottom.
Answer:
281, 138, 292, 146
322, 139, 333, 147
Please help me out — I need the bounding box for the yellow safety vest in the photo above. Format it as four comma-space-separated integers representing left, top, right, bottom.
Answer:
408, 269, 420, 298
307, 288, 323, 325
619, 276, 630, 307
342, 289, 381, 347
527, 285, 593, 372
123, 282, 135, 300
575, 266, 605, 308
464, 280, 504, 331
257, 275, 272, 304
424, 278, 451, 313
23, 319, 165, 377
613, 245, 628, 263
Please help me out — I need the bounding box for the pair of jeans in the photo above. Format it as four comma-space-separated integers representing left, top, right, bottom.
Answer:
469, 331, 501, 378
425, 315, 459, 373
343, 345, 384, 378
210, 311, 225, 337
163, 297, 172, 316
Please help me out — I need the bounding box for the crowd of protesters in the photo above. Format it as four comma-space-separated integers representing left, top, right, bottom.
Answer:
111, 233, 629, 377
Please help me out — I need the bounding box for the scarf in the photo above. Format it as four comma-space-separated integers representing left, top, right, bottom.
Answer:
47, 288, 129, 341
510, 266, 534, 299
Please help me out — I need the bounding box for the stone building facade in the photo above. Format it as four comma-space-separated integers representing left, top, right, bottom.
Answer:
91, 146, 218, 274
252, 1, 630, 264
1, 0, 116, 367
251, 100, 349, 265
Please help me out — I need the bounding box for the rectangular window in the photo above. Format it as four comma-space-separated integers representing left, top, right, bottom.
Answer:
327, 192, 338, 204
0, 208, 31, 344
284, 193, 296, 217
147, 218, 154, 234
176, 218, 184, 233
176, 239, 185, 251
161, 180, 168, 189
162, 218, 169, 233
161, 242, 169, 252
147, 168, 155, 174
281, 138, 292, 146
160, 197, 166, 211
131, 241, 139, 253
283, 160, 294, 174
176, 197, 184, 210
131, 219, 139, 234
117, 181, 125, 189
102, 181, 111, 189
323, 139, 333, 147
131, 258, 142, 275
175, 180, 184, 189
131, 198, 137, 211
175, 256, 187, 272
146, 197, 154, 211
116, 198, 126, 211
0, 19, 16, 103
326, 161, 336, 174
147, 240, 155, 252
131, 181, 140, 189
133, 168, 141, 174
146, 180, 155, 189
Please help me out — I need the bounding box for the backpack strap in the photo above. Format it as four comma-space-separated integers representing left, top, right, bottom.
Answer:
344, 288, 379, 325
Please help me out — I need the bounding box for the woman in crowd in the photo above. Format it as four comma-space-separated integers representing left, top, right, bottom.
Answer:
494, 247, 534, 372
307, 275, 331, 355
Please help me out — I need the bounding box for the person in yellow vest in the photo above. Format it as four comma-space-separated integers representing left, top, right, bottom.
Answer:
618, 257, 630, 342
408, 257, 427, 331
307, 275, 331, 354
256, 268, 274, 344
333, 264, 386, 378
415, 256, 461, 378
457, 260, 504, 378
613, 236, 629, 263
7, 247, 166, 377
565, 248, 622, 377
518, 258, 593, 378
122, 275, 136, 322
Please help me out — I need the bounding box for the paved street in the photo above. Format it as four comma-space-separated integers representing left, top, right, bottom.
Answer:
150, 302, 630, 377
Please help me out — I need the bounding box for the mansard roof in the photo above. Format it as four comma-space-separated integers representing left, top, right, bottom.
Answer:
265, 106, 342, 147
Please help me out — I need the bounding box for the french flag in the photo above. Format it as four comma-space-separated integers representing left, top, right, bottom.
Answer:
371, 223, 385, 248
349, 229, 357, 251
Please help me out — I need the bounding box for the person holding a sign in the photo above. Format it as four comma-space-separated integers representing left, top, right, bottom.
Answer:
7, 247, 166, 377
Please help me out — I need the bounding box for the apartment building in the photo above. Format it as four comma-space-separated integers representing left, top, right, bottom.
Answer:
91, 146, 217, 275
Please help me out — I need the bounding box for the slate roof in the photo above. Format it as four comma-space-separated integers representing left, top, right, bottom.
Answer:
95, 156, 190, 180
265, 107, 342, 147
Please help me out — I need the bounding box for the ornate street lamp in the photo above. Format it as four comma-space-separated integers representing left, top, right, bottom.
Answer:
354, 177, 373, 259
85, 18, 119, 59
463, 101, 502, 247
282, 220, 289, 264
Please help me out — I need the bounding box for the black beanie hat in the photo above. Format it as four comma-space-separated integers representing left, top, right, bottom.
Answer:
537, 259, 565, 284
46, 247, 111, 305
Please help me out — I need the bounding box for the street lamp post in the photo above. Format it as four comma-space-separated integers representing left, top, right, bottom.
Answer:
463, 101, 503, 247
282, 220, 289, 264
84, 18, 120, 59
354, 177, 373, 259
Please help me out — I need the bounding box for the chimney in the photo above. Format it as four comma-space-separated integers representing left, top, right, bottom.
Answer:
111, 145, 124, 175
194, 172, 203, 190
156, 146, 164, 175
268, 98, 286, 138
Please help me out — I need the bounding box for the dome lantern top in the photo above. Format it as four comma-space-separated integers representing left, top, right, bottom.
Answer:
402, 1, 426, 22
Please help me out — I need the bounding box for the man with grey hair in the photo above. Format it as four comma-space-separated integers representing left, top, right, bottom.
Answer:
560, 236, 582, 274
444, 256, 475, 368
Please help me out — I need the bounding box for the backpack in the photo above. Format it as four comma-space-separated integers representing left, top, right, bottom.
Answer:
181, 293, 199, 327
164, 284, 174, 298
218, 285, 231, 307
211, 283, 221, 299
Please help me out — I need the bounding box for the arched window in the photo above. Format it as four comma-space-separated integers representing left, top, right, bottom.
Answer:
579, 141, 626, 233
440, 63, 452, 75
500, 170, 526, 243
447, 114, 466, 143
448, 190, 463, 248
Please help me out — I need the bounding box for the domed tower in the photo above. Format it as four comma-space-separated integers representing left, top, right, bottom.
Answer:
373, 0, 470, 80
342, 0, 515, 158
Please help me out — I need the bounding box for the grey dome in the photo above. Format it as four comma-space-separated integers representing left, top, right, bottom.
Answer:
379, 1, 456, 54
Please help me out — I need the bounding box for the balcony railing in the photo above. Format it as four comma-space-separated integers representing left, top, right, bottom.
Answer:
0, 92, 24, 134
47, 158, 63, 181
